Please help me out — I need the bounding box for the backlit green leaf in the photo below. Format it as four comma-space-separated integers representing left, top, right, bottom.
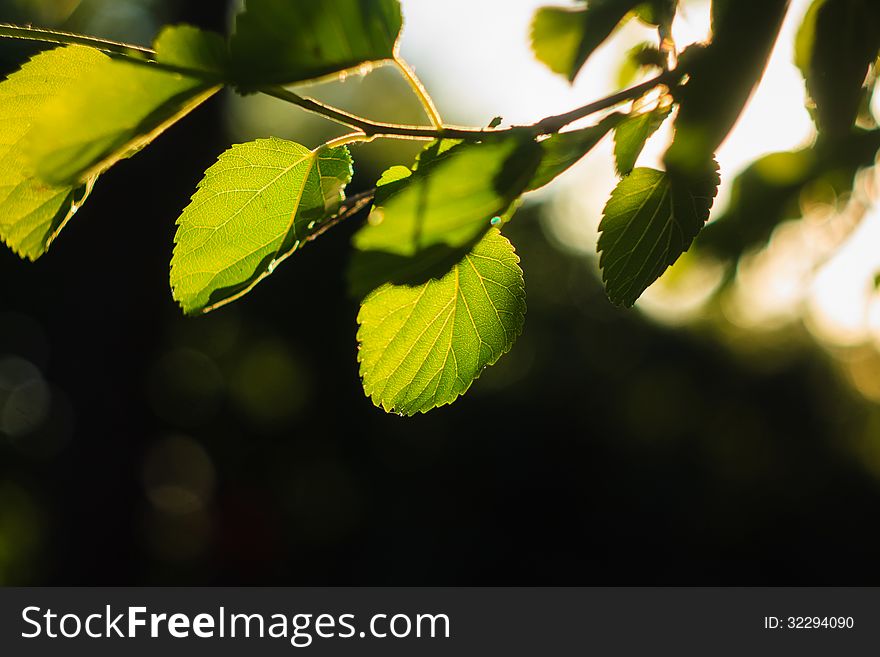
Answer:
0, 45, 105, 260
414, 138, 462, 171
795, 0, 880, 137
27, 26, 221, 186
355, 137, 540, 257
614, 103, 672, 175
171, 137, 353, 314
153, 24, 229, 75
616, 41, 666, 88
349, 136, 541, 298
230, 0, 402, 87
531, 1, 640, 82
357, 228, 525, 415
529, 112, 623, 190
598, 161, 719, 306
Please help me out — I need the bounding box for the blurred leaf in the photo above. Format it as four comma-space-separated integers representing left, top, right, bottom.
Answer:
616, 41, 666, 87
0, 46, 104, 260
614, 102, 672, 175
528, 112, 623, 189
27, 26, 221, 185
357, 228, 525, 415
598, 161, 719, 306
230, 0, 402, 87
171, 138, 352, 314
665, 1, 789, 173
153, 24, 229, 74
698, 129, 880, 261
530, 0, 640, 82
634, 0, 677, 31
795, 0, 880, 137
349, 136, 541, 298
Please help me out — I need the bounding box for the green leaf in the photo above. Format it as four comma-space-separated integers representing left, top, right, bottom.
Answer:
616, 42, 666, 88
613, 103, 672, 175
0, 45, 105, 260
230, 0, 402, 87
528, 112, 623, 190
27, 26, 222, 186
357, 228, 525, 415
531, 1, 640, 82
153, 24, 229, 74
697, 129, 880, 262
171, 138, 353, 314
665, 2, 789, 173
414, 138, 462, 171
349, 136, 541, 298
597, 161, 719, 306
357, 136, 541, 256
795, 0, 880, 137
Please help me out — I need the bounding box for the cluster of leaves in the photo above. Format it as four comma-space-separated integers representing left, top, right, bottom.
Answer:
1, 0, 879, 415
695, 0, 880, 272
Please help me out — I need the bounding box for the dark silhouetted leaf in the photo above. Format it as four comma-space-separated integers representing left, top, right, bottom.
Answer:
795, 0, 880, 137
698, 129, 880, 261
634, 0, 677, 32
665, 1, 790, 174
598, 161, 719, 306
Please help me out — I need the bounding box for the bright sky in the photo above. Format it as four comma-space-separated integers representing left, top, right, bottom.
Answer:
400, 0, 880, 353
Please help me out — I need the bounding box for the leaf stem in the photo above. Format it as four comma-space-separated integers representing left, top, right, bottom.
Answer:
261, 86, 490, 140
320, 132, 375, 150
0, 23, 153, 57
303, 189, 376, 244
393, 56, 443, 129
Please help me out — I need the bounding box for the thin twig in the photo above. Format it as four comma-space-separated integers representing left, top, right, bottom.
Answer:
393, 56, 444, 129
261, 86, 493, 140
0, 23, 152, 57
320, 132, 375, 150
304, 189, 377, 244
533, 69, 681, 133
263, 69, 680, 141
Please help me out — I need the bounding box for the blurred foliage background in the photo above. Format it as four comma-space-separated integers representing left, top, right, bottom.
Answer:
2, 0, 880, 585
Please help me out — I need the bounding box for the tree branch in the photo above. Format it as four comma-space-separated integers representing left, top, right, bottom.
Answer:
260, 86, 499, 140
263, 69, 680, 142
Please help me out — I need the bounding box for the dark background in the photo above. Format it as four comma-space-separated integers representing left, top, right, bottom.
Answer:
1, 0, 880, 586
